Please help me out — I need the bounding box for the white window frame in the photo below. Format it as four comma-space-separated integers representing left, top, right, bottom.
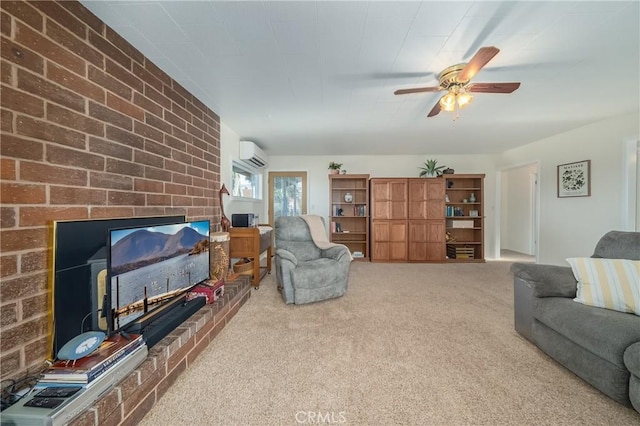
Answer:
231, 161, 263, 201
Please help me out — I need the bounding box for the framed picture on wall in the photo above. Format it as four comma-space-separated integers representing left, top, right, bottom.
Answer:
557, 160, 591, 198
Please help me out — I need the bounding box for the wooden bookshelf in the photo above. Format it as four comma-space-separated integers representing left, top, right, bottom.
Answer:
329, 174, 370, 260
444, 174, 485, 262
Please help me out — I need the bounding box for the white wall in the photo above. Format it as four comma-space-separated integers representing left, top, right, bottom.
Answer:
496, 111, 640, 265
219, 123, 265, 223
500, 163, 537, 255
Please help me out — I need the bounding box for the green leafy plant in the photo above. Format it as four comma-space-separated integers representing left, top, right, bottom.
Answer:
328, 161, 343, 170
419, 159, 446, 177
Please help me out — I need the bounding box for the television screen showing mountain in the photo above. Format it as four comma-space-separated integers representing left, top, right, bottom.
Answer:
108, 220, 210, 331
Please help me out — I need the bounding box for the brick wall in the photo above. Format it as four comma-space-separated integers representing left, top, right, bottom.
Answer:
0, 0, 221, 382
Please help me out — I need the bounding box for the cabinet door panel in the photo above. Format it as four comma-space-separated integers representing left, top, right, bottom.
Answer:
371, 179, 407, 220
390, 181, 407, 219
408, 243, 445, 260
372, 241, 389, 260
371, 221, 389, 260
408, 221, 426, 261
373, 203, 389, 219
372, 221, 389, 241
425, 242, 445, 260
408, 182, 426, 220
426, 221, 445, 242
408, 220, 445, 261
408, 179, 444, 219
389, 221, 407, 260
426, 200, 444, 219
371, 220, 406, 261
371, 180, 391, 219
408, 242, 426, 260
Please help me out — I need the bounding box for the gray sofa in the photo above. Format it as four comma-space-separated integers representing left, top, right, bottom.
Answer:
275, 216, 350, 304
511, 231, 640, 413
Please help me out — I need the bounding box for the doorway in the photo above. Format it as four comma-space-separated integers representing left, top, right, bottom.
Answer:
499, 163, 538, 261
268, 172, 308, 227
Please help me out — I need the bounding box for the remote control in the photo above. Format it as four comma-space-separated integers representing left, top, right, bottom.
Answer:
24, 397, 65, 409
33, 386, 83, 398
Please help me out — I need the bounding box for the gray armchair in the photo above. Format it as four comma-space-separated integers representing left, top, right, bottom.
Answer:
275, 216, 350, 304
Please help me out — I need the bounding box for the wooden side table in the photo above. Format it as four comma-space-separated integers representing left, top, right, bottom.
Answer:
229, 225, 272, 288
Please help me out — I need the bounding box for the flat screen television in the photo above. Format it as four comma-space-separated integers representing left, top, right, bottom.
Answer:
107, 220, 210, 333
51, 215, 185, 357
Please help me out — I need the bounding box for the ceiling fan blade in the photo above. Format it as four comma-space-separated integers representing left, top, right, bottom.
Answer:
468, 82, 521, 93
394, 86, 441, 95
427, 99, 442, 117
458, 46, 500, 82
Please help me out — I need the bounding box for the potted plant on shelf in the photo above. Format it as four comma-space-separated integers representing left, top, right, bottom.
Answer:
419, 159, 446, 177
329, 161, 343, 175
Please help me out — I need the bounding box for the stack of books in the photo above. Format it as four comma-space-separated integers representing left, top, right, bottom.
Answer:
40, 334, 145, 386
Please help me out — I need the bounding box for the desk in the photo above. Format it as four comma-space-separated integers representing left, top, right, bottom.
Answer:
229, 225, 272, 288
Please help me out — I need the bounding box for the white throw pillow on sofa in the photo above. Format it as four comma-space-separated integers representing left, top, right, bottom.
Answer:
566, 257, 640, 315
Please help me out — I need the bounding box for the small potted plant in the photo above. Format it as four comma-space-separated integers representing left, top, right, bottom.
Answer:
328, 161, 342, 175
419, 159, 446, 177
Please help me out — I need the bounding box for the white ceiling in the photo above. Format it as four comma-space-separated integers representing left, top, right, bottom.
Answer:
81, 1, 640, 156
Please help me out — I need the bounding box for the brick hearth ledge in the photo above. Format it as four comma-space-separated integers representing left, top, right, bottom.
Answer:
69, 276, 252, 426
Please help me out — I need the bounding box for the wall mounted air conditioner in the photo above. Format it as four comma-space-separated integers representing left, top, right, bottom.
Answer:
239, 141, 268, 168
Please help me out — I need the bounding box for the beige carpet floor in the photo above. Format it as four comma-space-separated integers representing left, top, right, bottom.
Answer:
139, 261, 640, 425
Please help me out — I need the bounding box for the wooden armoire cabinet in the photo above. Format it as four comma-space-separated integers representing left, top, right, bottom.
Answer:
370, 175, 485, 263
370, 178, 446, 262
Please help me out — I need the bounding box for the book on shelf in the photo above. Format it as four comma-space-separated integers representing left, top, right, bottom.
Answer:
41, 333, 145, 384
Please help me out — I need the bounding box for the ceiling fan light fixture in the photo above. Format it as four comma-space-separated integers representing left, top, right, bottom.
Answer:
440, 85, 473, 113
440, 91, 457, 112
457, 89, 473, 109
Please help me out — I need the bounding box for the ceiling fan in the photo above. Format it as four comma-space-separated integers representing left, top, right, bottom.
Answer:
394, 46, 521, 118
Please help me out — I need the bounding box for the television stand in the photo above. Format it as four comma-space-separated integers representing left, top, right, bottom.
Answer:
126, 296, 206, 347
